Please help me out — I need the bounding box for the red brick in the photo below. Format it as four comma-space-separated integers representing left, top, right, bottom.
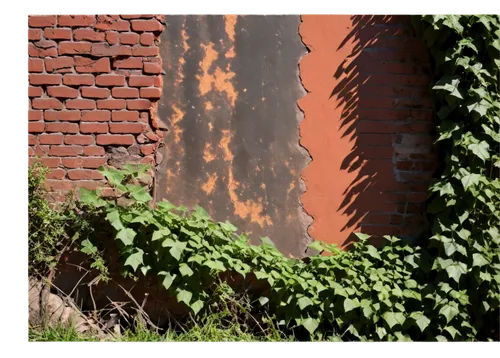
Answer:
140, 87, 161, 99
80, 122, 108, 134
49, 146, 83, 156
91, 43, 131, 57
120, 32, 139, 45
106, 31, 119, 45
28, 122, 45, 133
68, 169, 103, 180
44, 28, 72, 40
81, 110, 111, 121
131, 19, 163, 32
29, 43, 57, 57
44, 110, 81, 121
111, 111, 139, 122
112, 87, 139, 98
63, 74, 94, 86
47, 169, 67, 180
97, 99, 126, 110
132, 46, 159, 56
128, 75, 154, 87
73, 28, 105, 42
33, 145, 49, 157
62, 157, 107, 169
39, 133, 64, 145
32, 98, 63, 109
29, 74, 62, 85
46, 122, 79, 134
28, 29, 42, 41
83, 146, 105, 156
64, 135, 95, 145
58, 15, 96, 27
81, 87, 110, 99
109, 123, 143, 134
59, 42, 92, 55
145, 131, 160, 142
114, 58, 143, 69
28, 134, 37, 145
31, 157, 61, 168
140, 144, 156, 155
95, 74, 126, 86
28, 147, 34, 156
44, 179, 73, 191
47, 86, 79, 98
75, 57, 110, 73
72, 181, 105, 191
140, 155, 155, 165
29, 110, 42, 121
120, 14, 141, 20
28, 86, 42, 97
96, 16, 130, 31
29, 15, 57, 28
127, 99, 151, 110
143, 62, 161, 74
97, 134, 135, 145
45, 57, 75, 73
66, 99, 96, 110
140, 32, 154, 46
28, 58, 44, 73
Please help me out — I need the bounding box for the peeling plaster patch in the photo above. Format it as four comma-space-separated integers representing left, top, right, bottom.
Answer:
201, 172, 218, 195
203, 142, 216, 163
170, 104, 185, 144
197, 42, 218, 96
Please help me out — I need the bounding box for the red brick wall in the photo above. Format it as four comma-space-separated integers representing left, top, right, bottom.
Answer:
299, 15, 437, 247
28, 15, 166, 200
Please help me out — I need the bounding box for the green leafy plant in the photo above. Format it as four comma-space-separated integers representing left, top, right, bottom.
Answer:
412, 15, 500, 340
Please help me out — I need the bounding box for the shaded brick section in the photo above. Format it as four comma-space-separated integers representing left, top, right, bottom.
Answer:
28, 14, 165, 199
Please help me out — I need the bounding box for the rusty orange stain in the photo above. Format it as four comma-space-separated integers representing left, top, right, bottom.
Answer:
203, 142, 216, 163
223, 14, 237, 59
260, 183, 266, 190
201, 172, 218, 195
175, 22, 190, 87
227, 170, 272, 228
170, 104, 185, 143
208, 122, 214, 131
287, 182, 295, 194
213, 66, 237, 107
205, 101, 213, 111
219, 130, 234, 162
197, 42, 218, 96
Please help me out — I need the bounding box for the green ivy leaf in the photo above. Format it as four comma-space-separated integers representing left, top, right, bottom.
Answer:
344, 298, 360, 312
169, 241, 187, 261
177, 289, 193, 306
468, 141, 490, 162
258, 297, 269, 306
444, 326, 460, 339
298, 296, 313, 310
158, 272, 176, 290
302, 317, 319, 335
410, 312, 431, 332
124, 249, 144, 271
433, 76, 463, 99
439, 303, 459, 323
190, 300, 204, 315
382, 312, 406, 329
460, 172, 481, 190
178, 263, 194, 277
472, 253, 489, 267
116, 228, 136, 246
445, 262, 467, 283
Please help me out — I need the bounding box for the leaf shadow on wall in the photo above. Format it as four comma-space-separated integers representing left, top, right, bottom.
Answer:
331, 15, 436, 248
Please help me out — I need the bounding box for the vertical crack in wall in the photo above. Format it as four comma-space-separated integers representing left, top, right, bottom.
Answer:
297, 16, 315, 256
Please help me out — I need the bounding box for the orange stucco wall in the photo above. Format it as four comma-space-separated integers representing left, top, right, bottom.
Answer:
299, 15, 436, 248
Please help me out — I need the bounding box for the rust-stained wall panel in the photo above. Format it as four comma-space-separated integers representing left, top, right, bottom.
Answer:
156, 15, 311, 257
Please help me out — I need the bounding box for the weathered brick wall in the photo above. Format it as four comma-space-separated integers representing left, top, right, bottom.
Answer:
28, 15, 166, 200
